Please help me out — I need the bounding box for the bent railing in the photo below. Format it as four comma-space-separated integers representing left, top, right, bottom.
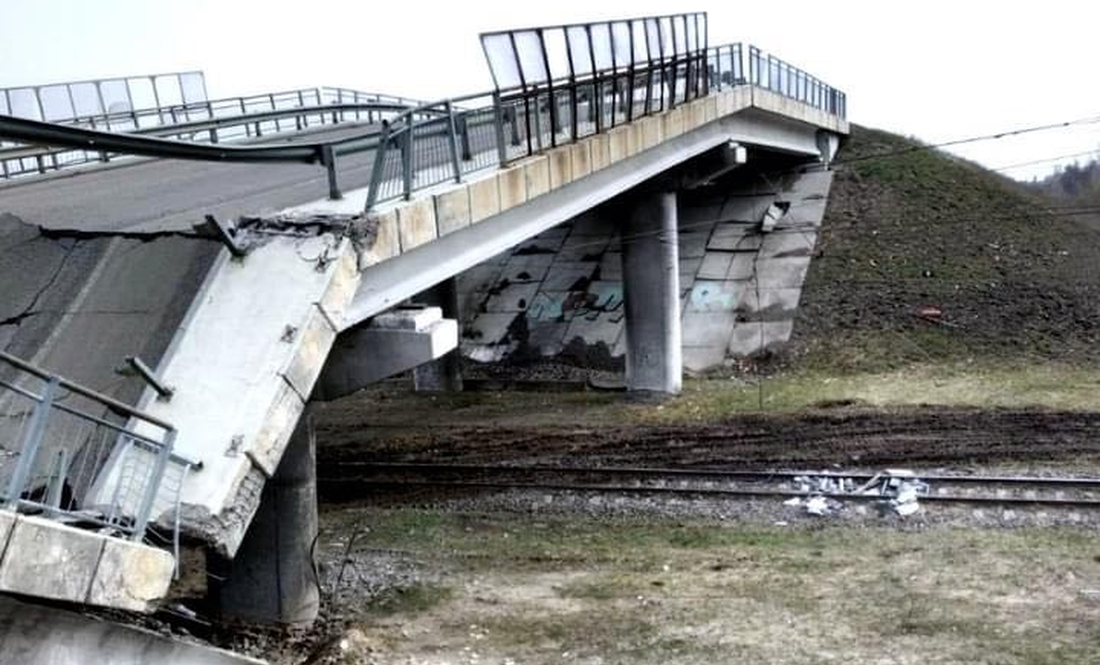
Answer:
0, 350, 192, 547
0, 86, 421, 179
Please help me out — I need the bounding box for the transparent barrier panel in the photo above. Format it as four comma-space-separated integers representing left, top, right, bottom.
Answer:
127, 78, 157, 110
591, 23, 613, 71
8, 88, 40, 120
610, 21, 631, 68
179, 72, 207, 104
70, 82, 103, 117
514, 31, 548, 85
566, 26, 593, 76
155, 75, 183, 107
100, 79, 132, 115
39, 85, 74, 121
543, 29, 570, 80
482, 33, 522, 89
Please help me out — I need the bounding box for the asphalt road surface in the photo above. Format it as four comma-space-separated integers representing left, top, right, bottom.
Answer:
0, 123, 382, 233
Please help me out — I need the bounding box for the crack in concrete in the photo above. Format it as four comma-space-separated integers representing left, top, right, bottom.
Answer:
37, 225, 219, 244
0, 238, 76, 331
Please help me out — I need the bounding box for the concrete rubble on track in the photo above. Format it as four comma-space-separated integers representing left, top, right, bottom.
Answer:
785, 469, 929, 517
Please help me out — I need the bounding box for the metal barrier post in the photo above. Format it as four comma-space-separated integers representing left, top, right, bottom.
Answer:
445, 101, 463, 183
4, 376, 59, 506
492, 92, 508, 166
401, 122, 414, 200
364, 121, 391, 212
458, 114, 473, 161
321, 145, 341, 200
129, 428, 176, 542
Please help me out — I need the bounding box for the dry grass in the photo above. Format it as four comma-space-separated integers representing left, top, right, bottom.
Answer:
319, 508, 1100, 665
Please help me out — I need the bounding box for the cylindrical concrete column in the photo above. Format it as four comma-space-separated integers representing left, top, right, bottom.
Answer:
413, 277, 464, 392
621, 190, 682, 395
213, 414, 319, 625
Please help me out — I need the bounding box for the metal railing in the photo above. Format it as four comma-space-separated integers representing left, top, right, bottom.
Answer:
0, 26, 846, 210
1, 71, 210, 125
748, 46, 846, 119
0, 86, 421, 179
0, 350, 191, 546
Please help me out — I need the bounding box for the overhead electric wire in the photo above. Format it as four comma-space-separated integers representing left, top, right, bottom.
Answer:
992, 149, 1100, 173
834, 113, 1100, 166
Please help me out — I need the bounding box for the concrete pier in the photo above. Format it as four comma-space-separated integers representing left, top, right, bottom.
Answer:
413, 278, 464, 392
212, 415, 319, 625
621, 190, 682, 395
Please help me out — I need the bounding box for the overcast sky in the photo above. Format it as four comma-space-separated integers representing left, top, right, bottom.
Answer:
2, 0, 1098, 180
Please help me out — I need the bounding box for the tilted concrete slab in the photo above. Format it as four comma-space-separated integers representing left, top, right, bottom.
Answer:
98, 233, 361, 557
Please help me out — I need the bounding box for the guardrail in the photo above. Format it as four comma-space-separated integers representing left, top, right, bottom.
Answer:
0, 86, 421, 179
748, 46, 846, 119
0, 29, 846, 210
0, 350, 193, 549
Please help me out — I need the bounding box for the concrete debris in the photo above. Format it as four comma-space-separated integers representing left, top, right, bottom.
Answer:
785, 470, 929, 517
804, 496, 831, 516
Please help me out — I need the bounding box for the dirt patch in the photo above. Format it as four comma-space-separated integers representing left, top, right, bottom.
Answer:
317, 400, 1100, 474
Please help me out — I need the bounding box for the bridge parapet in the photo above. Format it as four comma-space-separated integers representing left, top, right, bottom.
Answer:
0, 351, 185, 612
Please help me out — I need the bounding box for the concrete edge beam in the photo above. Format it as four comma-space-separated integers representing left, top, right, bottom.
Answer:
0, 511, 173, 613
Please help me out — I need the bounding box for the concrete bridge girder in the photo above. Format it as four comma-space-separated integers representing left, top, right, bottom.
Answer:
343, 106, 832, 330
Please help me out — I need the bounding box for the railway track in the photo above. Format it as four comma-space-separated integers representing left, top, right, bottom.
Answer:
317, 462, 1100, 508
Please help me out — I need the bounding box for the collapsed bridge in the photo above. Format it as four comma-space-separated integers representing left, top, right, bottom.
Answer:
0, 11, 847, 651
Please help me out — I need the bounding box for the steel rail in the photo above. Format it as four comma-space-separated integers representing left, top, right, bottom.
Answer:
322, 462, 1100, 489
320, 478, 1100, 508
